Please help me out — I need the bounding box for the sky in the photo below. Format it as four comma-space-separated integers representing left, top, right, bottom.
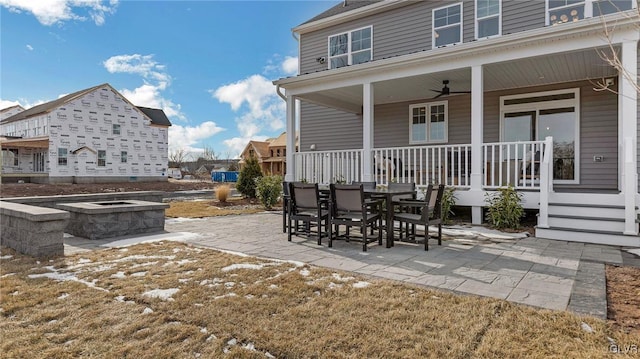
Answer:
0, 0, 338, 158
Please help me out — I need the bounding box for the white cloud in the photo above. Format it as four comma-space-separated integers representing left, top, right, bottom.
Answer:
210, 72, 286, 156
26, 44, 33, 51
282, 56, 298, 75
0, 98, 46, 111
0, 0, 119, 26
168, 122, 225, 154
103, 54, 184, 121
0, 99, 21, 110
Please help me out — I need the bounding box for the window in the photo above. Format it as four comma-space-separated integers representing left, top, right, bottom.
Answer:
58, 148, 68, 166
113, 124, 121, 135
98, 150, 106, 167
593, 0, 634, 16
433, 3, 463, 47
328, 26, 372, 69
500, 89, 580, 182
409, 101, 448, 144
476, 0, 501, 39
9, 149, 18, 166
547, 0, 635, 25
121, 151, 127, 163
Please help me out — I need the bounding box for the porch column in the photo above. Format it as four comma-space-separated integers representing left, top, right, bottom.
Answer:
619, 40, 638, 235
285, 95, 296, 182
470, 65, 484, 224
362, 82, 374, 182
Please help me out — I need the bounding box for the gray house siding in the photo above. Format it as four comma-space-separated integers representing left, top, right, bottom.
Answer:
299, 103, 362, 152
502, 0, 545, 36
300, 0, 553, 75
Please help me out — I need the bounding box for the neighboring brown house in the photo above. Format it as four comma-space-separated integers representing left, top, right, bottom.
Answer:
239, 132, 297, 176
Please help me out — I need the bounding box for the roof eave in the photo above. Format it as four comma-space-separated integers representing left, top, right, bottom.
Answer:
293, 0, 410, 35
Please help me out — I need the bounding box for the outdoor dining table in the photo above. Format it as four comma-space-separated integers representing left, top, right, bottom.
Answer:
319, 186, 416, 248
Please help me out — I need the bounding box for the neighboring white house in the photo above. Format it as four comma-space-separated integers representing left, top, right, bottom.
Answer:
0, 83, 171, 183
274, 0, 639, 246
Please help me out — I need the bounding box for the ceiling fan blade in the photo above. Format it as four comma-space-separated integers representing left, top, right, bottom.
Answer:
430, 89, 442, 93
450, 91, 472, 94
432, 93, 444, 99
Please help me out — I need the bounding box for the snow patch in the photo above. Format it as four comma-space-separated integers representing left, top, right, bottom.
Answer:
352, 281, 371, 288
0, 255, 13, 260
143, 307, 154, 314
110, 272, 126, 279
57, 293, 69, 300
142, 288, 179, 301
131, 271, 147, 277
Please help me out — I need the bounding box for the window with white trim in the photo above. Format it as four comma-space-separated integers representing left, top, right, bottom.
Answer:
476, 0, 501, 39
58, 148, 68, 166
328, 26, 372, 69
433, 3, 463, 48
547, 0, 635, 25
409, 101, 448, 144
98, 150, 106, 167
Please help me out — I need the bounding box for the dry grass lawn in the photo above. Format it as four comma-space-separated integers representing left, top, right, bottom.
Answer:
165, 199, 264, 218
2, 241, 638, 358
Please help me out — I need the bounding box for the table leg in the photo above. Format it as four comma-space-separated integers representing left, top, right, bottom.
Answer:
386, 194, 394, 248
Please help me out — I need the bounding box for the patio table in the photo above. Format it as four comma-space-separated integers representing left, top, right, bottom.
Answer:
320, 186, 416, 248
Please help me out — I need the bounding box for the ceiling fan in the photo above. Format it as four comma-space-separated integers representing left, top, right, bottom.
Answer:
430, 80, 471, 99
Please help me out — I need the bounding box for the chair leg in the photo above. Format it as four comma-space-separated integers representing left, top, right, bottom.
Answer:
425, 220, 430, 251
362, 223, 367, 252
437, 223, 442, 246
287, 217, 292, 242
378, 217, 383, 246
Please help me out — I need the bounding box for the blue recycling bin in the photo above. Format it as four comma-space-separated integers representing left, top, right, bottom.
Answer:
211, 171, 239, 182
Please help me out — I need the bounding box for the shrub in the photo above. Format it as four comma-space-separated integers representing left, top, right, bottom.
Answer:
216, 184, 231, 203
255, 175, 283, 210
485, 185, 524, 229
236, 156, 262, 198
441, 187, 457, 224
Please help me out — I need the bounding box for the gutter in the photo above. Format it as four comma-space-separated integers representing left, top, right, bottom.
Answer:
275, 10, 639, 87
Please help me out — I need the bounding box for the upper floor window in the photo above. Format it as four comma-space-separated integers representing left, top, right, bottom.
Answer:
113, 124, 121, 135
548, 0, 635, 25
476, 0, 501, 39
328, 26, 372, 69
433, 3, 463, 48
121, 151, 127, 163
409, 101, 448, 144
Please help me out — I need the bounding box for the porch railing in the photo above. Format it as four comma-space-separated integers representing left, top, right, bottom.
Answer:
294, 149, 363, 184
373, 144, 471, 188
482, 140, 547, 189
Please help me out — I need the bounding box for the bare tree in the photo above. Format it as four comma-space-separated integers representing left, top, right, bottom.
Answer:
201, 145, 218, 161
593, 5, 639, 94
168, 148, 189, 169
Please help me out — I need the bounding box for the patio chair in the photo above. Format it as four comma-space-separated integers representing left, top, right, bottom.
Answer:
288, 182, 330, 245
351, 181, 376, 190
393, 184, 444, 251
329, 183, 383, 251
388, 182, 416, 238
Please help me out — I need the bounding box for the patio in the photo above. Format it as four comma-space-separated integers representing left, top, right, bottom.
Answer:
65, 211, 630, 318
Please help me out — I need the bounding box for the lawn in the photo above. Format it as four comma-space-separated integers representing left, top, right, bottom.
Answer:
1, 241, 638, 358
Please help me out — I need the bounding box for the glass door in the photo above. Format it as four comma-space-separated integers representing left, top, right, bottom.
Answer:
537, 108, 576, 181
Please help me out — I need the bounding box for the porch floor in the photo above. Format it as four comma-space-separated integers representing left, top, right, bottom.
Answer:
64, 212, 638, 319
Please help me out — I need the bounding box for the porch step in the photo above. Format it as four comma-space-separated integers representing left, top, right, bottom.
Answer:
547, 214, 625, 233
535, 227, 640, 247
547, 203, 625, 218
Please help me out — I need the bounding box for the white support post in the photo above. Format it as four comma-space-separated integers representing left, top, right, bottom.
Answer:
619, 40, 638, 235
538, 136, 554, 229
285, 95, 296, 182
362, 82, 374, 182
470, 65, 484, 224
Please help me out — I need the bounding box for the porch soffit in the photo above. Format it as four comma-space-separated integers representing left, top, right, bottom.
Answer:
0, 136, 49, 149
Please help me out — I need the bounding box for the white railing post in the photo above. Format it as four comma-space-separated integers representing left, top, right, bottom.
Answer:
284, 95, 296, 182
538, 136, 554, 228
623, 137, 638, 235
470, 65, 484, 224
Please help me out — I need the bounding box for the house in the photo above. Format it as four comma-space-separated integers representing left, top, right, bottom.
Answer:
274, 0, 639, 246
239, 132, 298, 176
0, 83, 171, 184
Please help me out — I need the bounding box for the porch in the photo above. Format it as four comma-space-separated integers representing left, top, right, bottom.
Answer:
0, 136, 49, 183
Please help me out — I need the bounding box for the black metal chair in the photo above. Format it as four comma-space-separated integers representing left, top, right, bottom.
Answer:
329, 183, 383, 251
393, 184, 444, 250
288, 182, 329, 245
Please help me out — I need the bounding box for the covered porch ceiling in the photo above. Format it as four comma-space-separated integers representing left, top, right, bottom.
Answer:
296, 46, 619, 114
0, 136, 50, 149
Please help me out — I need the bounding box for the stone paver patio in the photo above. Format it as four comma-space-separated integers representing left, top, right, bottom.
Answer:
64, 212, 633, 319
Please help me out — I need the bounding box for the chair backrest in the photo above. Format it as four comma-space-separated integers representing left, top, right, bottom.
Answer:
282, 181, 290, 197
423, 184, 445, 221
330, 184, 364, 212
388, 182, 416, 201
351, 181, 376, 190
290, 182, 319, 210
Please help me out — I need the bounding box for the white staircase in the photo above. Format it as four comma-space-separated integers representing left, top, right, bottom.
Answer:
535, 192, 640, 247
